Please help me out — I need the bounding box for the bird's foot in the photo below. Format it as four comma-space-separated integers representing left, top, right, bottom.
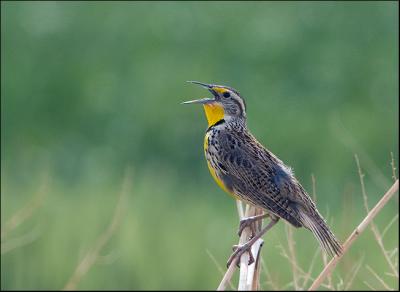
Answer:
238, 218, 257, 238
226, 242, 254, 268
238, 214, 268, 237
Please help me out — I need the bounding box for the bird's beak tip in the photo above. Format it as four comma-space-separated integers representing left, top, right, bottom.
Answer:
186, 80, 213, 88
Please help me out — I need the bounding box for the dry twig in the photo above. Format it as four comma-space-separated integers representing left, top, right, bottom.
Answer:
366, 265, 392, 291
364, 280, 378, 291
207, 249, 235, 290
390, 152, 397, 181
308, 179, 399, 290
285, 224, 300, 290
381, 214, 399, 240
343, 254, 364, 290
311, 174, 317, 203
356, 155, 398, 278
217, 202, 265, 291
300, 246, 321, 289
261, 258, 280, 290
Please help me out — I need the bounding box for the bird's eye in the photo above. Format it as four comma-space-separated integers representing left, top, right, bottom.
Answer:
223, 91, 231, 98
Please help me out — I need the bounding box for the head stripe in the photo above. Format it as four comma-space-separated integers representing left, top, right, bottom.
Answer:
212, 87, 228, 94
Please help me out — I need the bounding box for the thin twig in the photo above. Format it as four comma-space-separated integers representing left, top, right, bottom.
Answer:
207, 249, 235, 290
364, 280, 378, 291
321, 250, 333, 290
278, 243, 307, 276
390, 152, 397, 181
355, 154, 369, 212
366, 265, 392, 291
311, 173, 317, 203
344, 254, 364, 290
285, 223, 300, 290
381, 214, 399, 240
261, 258, 280, 290
335, 276, 345, 290
300, 246, 321, 289
63, 171, 131, 290
217, 257, 238, 291
308, 180, 399, 291
356, 155, 398, 278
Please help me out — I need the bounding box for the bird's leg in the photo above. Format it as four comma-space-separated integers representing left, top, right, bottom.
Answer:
238, 213, 270, 237
227, 217, 279, 268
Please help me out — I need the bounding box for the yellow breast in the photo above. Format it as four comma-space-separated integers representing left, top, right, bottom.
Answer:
204, 132, 239, 199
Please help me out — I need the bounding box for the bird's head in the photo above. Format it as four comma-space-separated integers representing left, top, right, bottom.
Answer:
182, 81, 247, 127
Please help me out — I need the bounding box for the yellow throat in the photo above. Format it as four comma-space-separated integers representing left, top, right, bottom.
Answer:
203, 102, 224, 127
202, 102, 238, 197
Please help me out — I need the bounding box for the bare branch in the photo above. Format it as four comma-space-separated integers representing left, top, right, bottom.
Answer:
356, 155, 398, 278
321, 250, 333, 290
355, 154, 369, 212
206, 249, 235, 290
308, 180, 399, 291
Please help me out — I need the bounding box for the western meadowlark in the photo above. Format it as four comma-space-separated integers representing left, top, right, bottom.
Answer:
183, 81, 342, 267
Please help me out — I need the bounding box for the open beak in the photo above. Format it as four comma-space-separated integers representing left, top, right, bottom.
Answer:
181, 81, 218, 105
181, 97, 215, 105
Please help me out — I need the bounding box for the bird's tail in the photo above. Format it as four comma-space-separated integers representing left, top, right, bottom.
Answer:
299, 211, 343, 257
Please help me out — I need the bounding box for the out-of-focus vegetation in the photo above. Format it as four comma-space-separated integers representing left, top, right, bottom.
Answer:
1, 1, 398, 290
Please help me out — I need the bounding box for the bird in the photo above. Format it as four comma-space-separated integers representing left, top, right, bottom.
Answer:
182, 81, 342, 267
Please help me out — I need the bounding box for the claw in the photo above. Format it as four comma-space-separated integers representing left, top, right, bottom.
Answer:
237, 217, 258, 237
227, 243, 255, 268
237, 219, 248, 236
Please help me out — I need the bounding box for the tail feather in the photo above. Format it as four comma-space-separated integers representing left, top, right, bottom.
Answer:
299, 212, 342, 257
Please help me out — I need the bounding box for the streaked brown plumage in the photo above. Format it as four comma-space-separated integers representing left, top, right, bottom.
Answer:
183, 81, 342, 265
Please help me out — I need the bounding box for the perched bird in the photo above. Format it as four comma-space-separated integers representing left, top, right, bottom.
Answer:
183, 81, 342, 267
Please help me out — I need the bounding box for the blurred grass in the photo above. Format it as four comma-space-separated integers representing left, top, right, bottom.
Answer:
1, 1, 398, 290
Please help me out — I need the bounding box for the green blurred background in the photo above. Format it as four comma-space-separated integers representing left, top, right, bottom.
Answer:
1, 1, 398, 290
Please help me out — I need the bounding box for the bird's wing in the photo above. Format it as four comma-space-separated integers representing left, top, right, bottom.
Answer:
214, 129, 342, 255
216, 130, 303, 226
